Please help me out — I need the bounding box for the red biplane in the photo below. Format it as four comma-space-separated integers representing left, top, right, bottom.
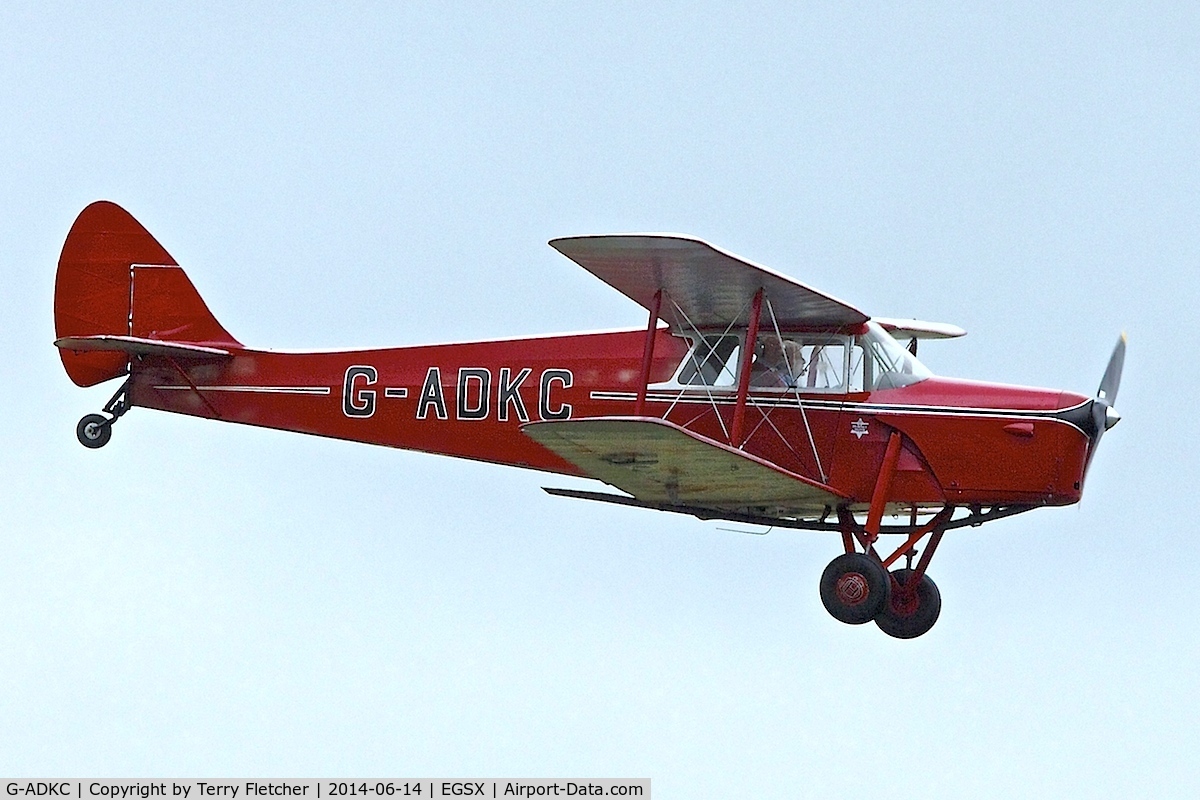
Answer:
55, 201, 1125, 638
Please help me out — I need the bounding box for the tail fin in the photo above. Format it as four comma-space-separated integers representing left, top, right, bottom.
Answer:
54, 201, 241, 387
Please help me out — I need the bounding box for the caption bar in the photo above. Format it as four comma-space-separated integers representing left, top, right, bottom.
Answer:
4, 782, 648, 799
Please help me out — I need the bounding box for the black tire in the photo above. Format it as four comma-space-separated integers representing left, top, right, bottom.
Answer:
875, 569, 941, 639
76, 414, 112, 449
819, 552, 890, 625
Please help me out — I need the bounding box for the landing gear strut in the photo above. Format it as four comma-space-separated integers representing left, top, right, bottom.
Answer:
75, 377, 130, 449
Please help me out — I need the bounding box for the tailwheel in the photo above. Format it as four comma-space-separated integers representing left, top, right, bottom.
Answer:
76, 414, 113, 449
819, 552, 890, 625
875, 568, 941, 639
74, 377, 131, 450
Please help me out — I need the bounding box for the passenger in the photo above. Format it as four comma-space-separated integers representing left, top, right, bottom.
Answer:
751, 337, 803, 388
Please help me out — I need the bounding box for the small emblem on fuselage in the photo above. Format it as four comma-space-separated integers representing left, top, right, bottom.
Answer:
851, 418, 869, 439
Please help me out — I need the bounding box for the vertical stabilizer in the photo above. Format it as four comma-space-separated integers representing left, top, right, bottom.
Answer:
54, 201, 240, 387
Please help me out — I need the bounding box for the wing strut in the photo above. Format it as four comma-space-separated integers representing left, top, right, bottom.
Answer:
730, 288, 763, 446
634, 289, 663, 416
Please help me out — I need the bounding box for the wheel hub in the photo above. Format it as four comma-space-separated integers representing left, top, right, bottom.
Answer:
834, 572, 869, 606
891, 588, 920, 617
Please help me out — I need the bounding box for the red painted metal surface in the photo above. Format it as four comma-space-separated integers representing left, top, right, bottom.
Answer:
105, 321, 1099, 510
130, 329, 689, 476
864, 432, 903, 545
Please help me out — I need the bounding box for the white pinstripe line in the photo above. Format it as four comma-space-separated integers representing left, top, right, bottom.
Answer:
153, 385, 331, 395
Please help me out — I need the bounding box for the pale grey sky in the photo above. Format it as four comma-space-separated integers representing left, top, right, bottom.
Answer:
2, 3, 1197, 796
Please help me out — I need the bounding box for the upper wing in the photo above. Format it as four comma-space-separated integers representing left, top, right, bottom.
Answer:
549, 234, 868, 329
522, 416, 844, 511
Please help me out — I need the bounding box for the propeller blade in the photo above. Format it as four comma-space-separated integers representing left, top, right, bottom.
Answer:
1097, 333, 1126, 404
1083, 333, 1127, 479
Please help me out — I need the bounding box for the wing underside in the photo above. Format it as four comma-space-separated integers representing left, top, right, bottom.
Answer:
522, 416, 844, 513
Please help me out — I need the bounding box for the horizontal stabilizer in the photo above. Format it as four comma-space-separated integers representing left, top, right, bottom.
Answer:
873, 318, 966, 340
522, 416, 844, 510
55, 335, 233, 360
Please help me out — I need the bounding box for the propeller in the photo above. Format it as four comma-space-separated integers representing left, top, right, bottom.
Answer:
1085, 333, 1126, 472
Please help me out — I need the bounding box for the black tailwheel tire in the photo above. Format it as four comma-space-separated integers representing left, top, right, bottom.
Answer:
875, 569, 941, 639
76, 414, 112, 449
819, 553, 890, 625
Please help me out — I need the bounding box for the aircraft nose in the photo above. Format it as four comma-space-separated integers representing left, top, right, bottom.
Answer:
1058, 397, 1119, 441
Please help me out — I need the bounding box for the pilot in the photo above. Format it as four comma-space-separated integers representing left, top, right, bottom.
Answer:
751, 337, 803, 388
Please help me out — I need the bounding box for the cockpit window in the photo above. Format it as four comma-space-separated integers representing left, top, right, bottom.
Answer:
665, 332, 849, 391
661, 323, 930, 392
849, 322, 932, 391
674, 334, 741, 387
750, 335, 848, 390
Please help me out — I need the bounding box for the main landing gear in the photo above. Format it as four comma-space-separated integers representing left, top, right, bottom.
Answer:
818, 431, 949, 639
820, 509, 949, 639
819, 546, 943, 638
75, 378, 130, 449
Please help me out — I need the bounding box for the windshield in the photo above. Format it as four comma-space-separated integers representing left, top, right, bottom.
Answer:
850, 322, 933, 391
674, 334, 741, 387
